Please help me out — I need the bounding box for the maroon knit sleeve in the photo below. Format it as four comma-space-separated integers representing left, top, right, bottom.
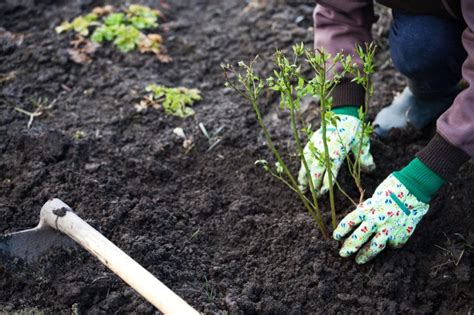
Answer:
435, 0, 474, 159
416, 1, 474, 178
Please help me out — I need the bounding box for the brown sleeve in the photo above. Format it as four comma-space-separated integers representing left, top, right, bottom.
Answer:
313, 0, 376, 107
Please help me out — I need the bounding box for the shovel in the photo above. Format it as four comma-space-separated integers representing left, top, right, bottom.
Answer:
0, 198, 199, 315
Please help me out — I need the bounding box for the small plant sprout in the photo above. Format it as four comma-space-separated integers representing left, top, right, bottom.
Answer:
56, 4, 170, 61
14, 96, 57, 129
223, 42, 376, 237
140, 84, 202, 118
198, 122, 225, 152
431, 233, 471, 275
203, 276, 216, 303
73, 130, 87, 140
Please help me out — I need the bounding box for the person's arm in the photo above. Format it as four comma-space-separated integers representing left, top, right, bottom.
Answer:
417, 0, 474, 178
314, 0, 376, 108
330, 1, 473, 264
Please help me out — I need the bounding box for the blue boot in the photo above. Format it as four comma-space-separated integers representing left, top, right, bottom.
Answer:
373, 86, 459, 138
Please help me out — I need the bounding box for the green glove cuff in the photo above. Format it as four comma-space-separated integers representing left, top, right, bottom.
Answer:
393, 158, 445, 203
332, 106, 360, 118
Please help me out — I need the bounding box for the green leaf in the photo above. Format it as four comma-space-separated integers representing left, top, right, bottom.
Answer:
105, 12, 125, 26
56, 15, 97, 36
129, 15, 158, 29
292, 42, 305, 57
55, 21, 71, 34
91, 24, 117, 42
72, 16, 97, 36
84, 13, 98, 22
126, 4, 159, 29
113, 25, 141, 52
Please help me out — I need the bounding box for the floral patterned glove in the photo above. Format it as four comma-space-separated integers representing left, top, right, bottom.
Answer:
298, 107, 375, 195
333, 158, 446, 264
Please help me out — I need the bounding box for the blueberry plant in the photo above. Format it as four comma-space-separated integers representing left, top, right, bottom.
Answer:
56, 4, 170, 61
222, 43, 376, 238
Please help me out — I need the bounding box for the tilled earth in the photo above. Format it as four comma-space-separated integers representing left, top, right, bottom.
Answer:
0, 0, 473, 314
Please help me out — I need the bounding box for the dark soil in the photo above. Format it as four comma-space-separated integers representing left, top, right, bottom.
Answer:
1, 0, 473, 314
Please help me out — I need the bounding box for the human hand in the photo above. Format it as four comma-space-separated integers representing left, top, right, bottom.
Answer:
333, 174, 430, 264
298, 114, 375, 195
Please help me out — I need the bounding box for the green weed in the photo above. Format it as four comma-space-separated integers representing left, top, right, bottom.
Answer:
56, 4, 169, 61
139, 84, 202, 118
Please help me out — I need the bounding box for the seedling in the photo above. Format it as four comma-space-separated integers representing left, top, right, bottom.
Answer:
142, 84, 201, 118
203, 276, 216, 303
14, 96, 57, 129
431, 233, 470, 276
190, 228, 201, 240
73, 130, 86, 140
14, 107, 42, 129
56, 4, 170, 61
198, 122, 225, 152
222, 43, 376, 237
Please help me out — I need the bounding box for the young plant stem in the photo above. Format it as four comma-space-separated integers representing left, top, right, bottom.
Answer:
318, 55, 337, 229
277, 59, 326, 238
340, 43, 376, 204
289, 104, 325, 234
320, 101, 337, 228
355, 76, 371, 202
251, 98, 328, 239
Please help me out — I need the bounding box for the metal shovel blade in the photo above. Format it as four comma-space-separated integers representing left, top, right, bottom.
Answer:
0, 199, 200, 314
0, 225, 73, 264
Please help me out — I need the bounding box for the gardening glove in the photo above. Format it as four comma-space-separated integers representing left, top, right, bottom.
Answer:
333, 158, 446, 264
298, 106, 375, 196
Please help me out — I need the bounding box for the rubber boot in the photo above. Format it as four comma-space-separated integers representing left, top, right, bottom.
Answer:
373, 86, 459, 138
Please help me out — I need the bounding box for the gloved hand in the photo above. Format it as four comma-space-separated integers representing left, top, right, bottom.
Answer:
333, 158, 445, 264
333, 174, 428, 264
298, 107, 375, 195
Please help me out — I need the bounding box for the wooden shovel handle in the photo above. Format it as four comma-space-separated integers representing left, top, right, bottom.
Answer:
41, 199, 199, 315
